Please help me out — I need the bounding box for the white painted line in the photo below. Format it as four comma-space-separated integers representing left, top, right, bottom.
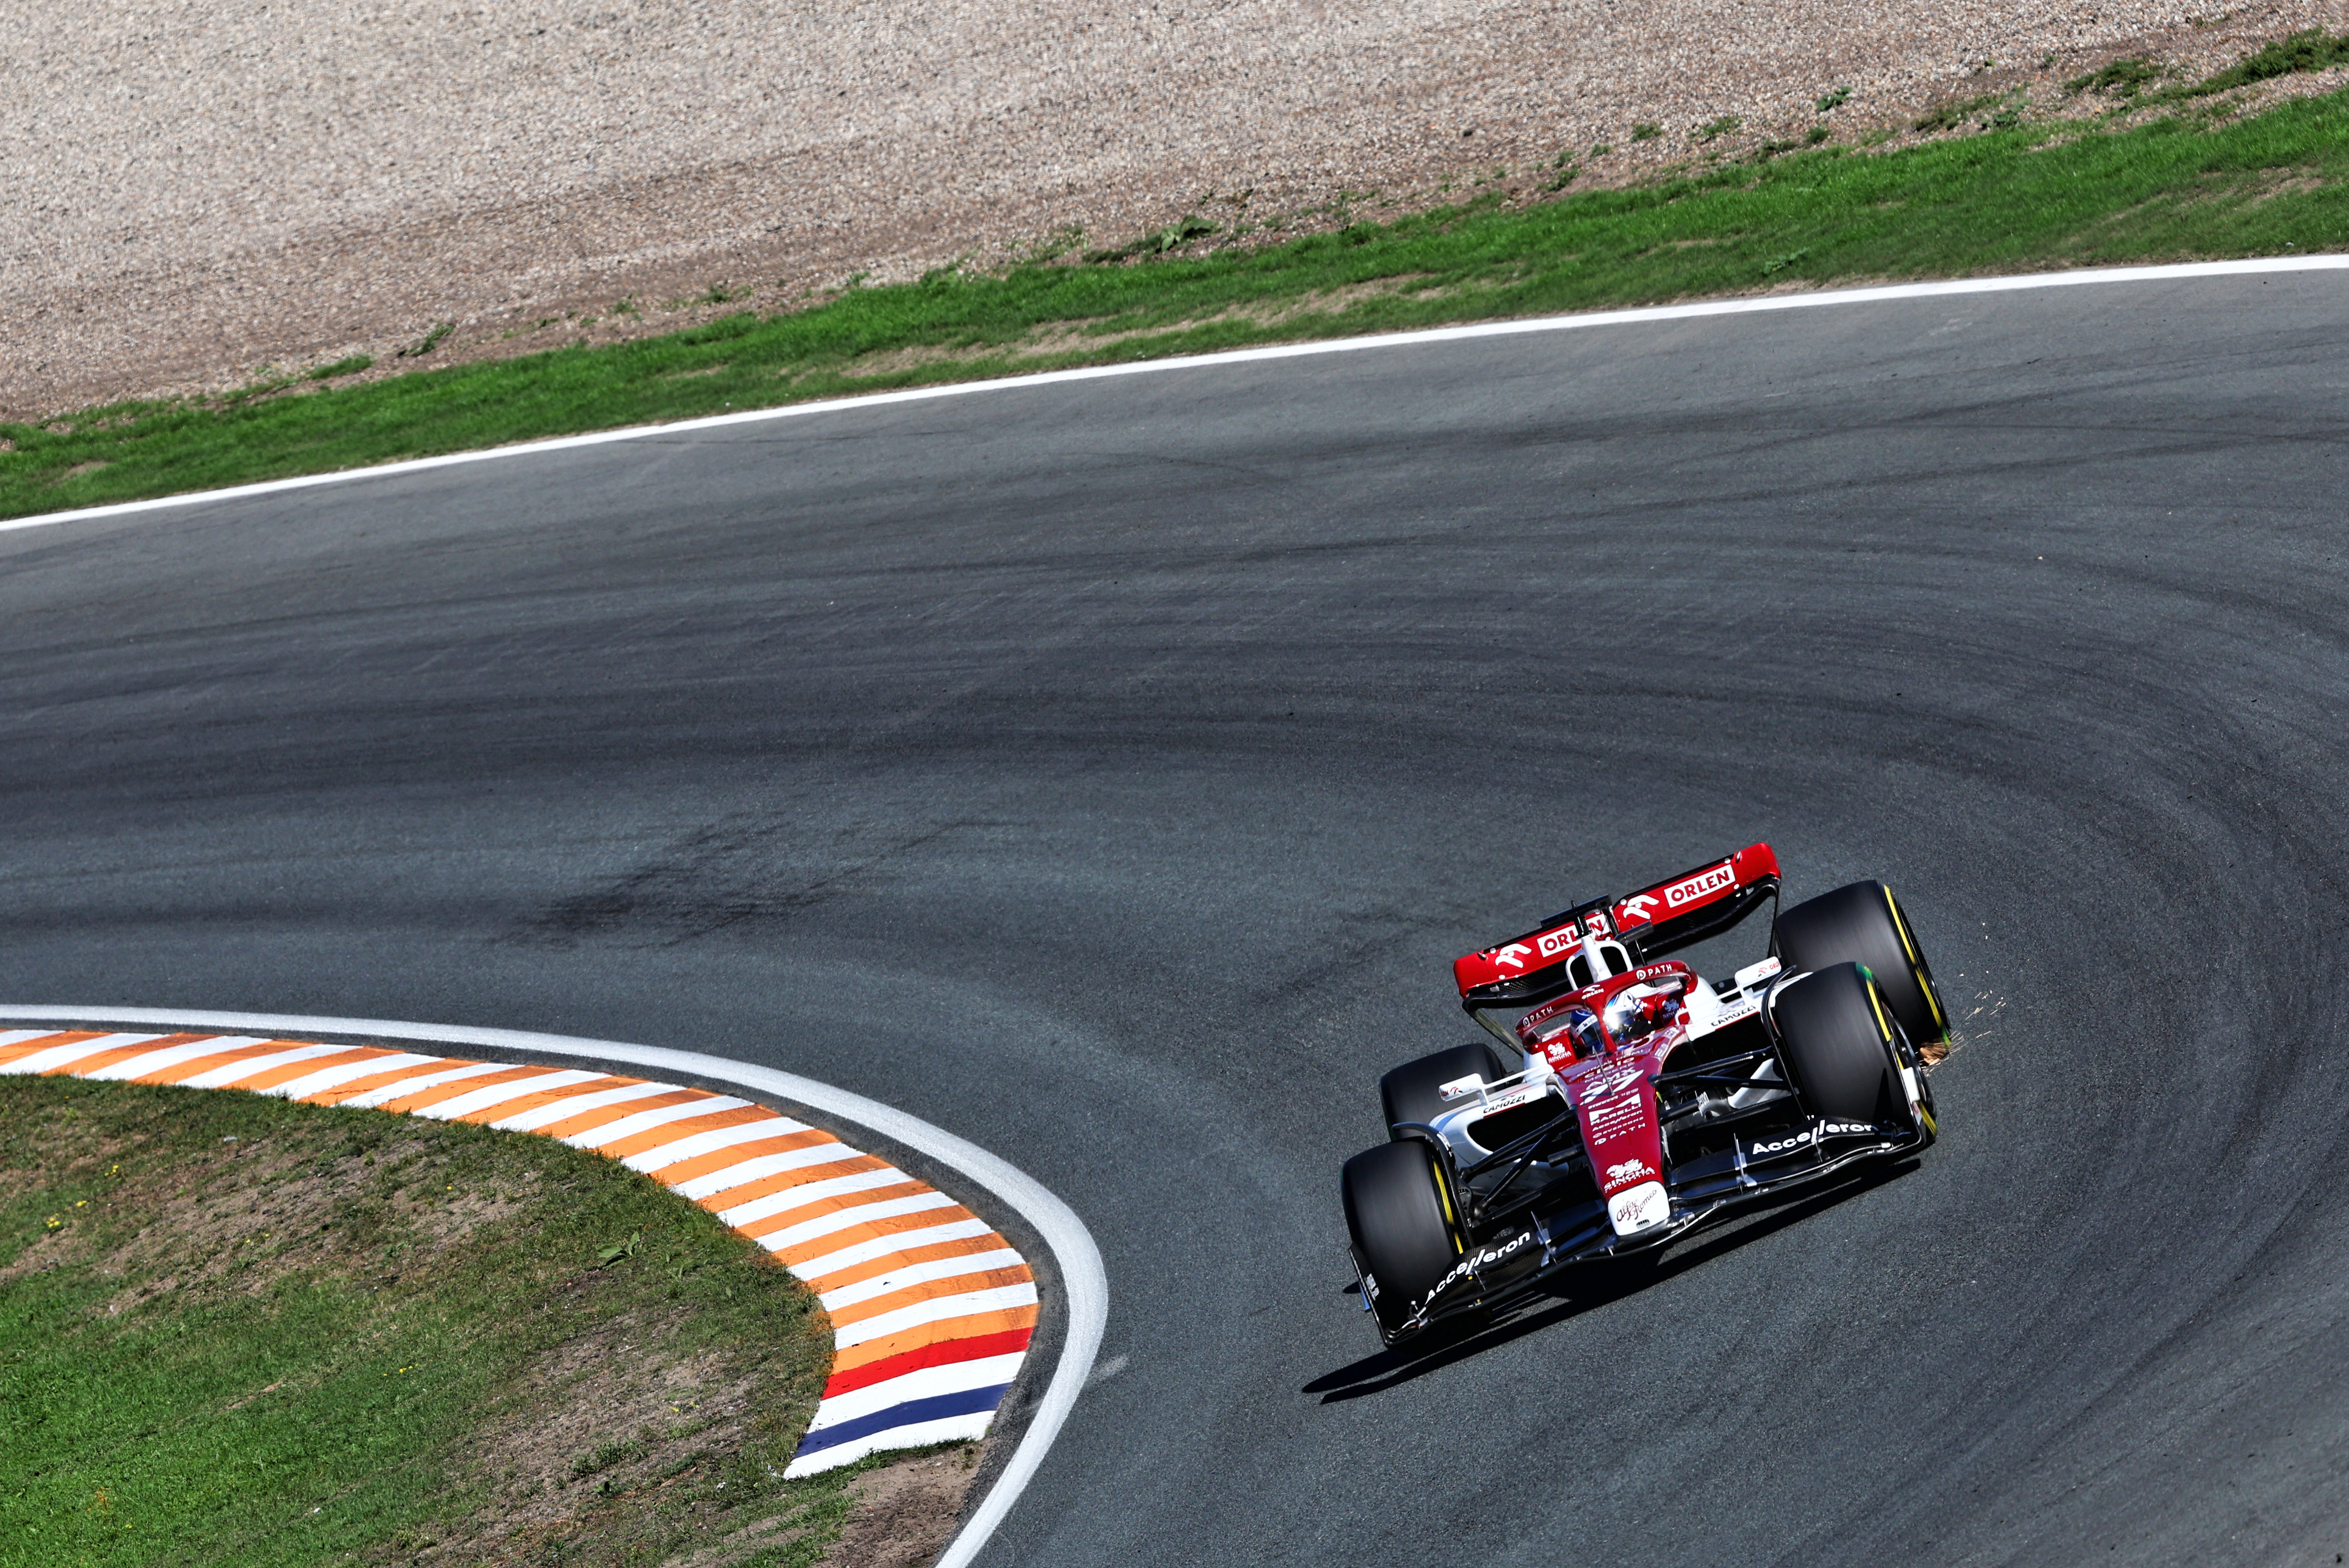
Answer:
264, 1051, 445, 1100
0, 1006, 1106, 1568
786, 1410, 998, 1476
804, 1352, 1028, 1432
182, 1041, 363, 1087
0, 1033, 166, 1075
622, 1112, 813, 1169
716, 1166, 916, 1228
790, 1217, 999, 1284
571, 1095, 758, 1151
11, 254, 2349, 539
820, 1249, 1027, 1313
0, 1030, 53, 1050
675, 1141, 870, 1201
337, 1058, 505, 1106
410, 1067, 605, 1122
755, 1191, 960, 1254
487, 1078, 676, 1131
832, 1282, 1042, 1350
83, 1036, 272, 1081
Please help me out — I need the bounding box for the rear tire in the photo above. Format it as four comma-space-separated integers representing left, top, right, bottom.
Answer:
1770, 962, 1913, 1130
1342, 1140, 1466, 1344
1774, 879, 1948, 1047
1379, 1042, 1509, 1140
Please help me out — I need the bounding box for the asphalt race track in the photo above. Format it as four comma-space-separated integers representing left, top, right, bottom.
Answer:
8, 270, 2349, 1567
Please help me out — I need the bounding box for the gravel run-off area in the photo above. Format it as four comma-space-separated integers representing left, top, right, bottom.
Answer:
7, 0, 2349, 419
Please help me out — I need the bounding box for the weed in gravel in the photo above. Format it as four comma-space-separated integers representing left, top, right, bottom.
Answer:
1085, 214, 1218, 263
2188, 28, 2349, 95
1816, 85, 1852, 112
398, 321, 453, 357
1914, 92, 1988, 131
2067, 57, 2167, 97
222, 371, 302, 404
305, 354, 374, 381
1631, 121, 1661, 140
1697, 114, 1743, 141
1023, 223, 1087, 263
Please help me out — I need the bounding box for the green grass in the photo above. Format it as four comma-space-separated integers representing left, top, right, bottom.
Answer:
2187, 27, 2349, 96
11, 73, 2349, 521
305, 356, 375, 383
0, 1074, 910, 1568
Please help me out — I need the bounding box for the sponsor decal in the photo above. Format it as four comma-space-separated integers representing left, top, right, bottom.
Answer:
1420, 1255, 1473, 1313
1664, 862, 1737, 908
1361, 1272, 1380, 1303
1535, 922, 1589, 960
1605, 1158, 1655, 1184
1490, 942, 1533, 972
1439, 1073, 1484, 1101
1519, 992, 1577, 1030
1474, 1231, 1534, 1270
1477, 1084, 1542, 1116
1415, 1230, 1538, 1315
1607, 1179, 1671, 1236
1576, 1061, 1644, 1099
1583, 1092, 1646, 1139
1617, 893, 1661, 924
1745, 1121, 1876, 1158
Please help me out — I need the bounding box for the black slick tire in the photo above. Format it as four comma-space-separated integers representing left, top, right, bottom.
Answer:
1380, 1042, 1509, 1140
1774, 879, 1949, 1047
1342, 1140, 1466, 1345
1770, 961, 1914, 1130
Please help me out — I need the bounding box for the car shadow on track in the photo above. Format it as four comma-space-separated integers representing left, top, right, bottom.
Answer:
1302, 1158, 1922, 1404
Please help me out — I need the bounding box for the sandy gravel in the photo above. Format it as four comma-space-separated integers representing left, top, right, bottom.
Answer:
5, 0, 2347, 417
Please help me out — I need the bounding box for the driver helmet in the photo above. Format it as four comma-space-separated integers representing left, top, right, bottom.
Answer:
1612, 983, 1677, 1042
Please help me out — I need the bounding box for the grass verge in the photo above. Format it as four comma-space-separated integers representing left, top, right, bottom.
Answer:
0, 1074, 928, 1568
9, 74, 2349, 521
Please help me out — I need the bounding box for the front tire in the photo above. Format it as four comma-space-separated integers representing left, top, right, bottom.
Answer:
1770, 961, 1915, 1131
1774, 879, 1948, 1048
1379, 1042, 1509, 1140
1342, 1140, 1467, 1345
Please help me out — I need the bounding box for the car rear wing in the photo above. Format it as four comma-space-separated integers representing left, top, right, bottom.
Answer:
1452, 843, 1782, 1012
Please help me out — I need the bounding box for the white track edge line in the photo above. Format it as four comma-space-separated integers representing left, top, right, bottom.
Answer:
10, 253, 2349, 537
0, 1005, 1103, 1568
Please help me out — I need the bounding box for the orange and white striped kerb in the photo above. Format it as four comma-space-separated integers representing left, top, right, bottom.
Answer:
0, 1027, 1035, 1476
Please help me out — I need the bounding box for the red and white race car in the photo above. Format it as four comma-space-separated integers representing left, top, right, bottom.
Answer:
1342, 845, 1946, 1346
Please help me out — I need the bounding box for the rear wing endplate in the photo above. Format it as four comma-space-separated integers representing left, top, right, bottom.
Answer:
1452, 843, 1782, 1011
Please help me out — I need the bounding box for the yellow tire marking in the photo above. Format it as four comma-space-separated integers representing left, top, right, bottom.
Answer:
1430, 1152, 1464, 1254
1884, 886, 1949, 1034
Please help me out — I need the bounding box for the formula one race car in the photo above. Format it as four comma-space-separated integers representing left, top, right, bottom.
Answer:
1342, 844, 1945, 1346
